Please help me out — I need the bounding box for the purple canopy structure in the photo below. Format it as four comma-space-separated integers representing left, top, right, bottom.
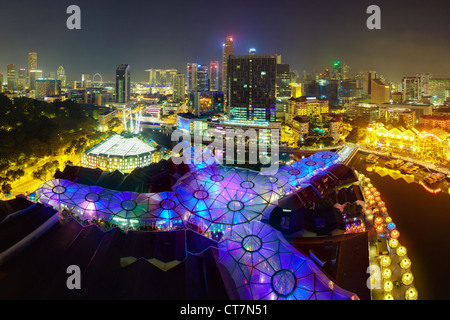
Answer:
35, 179, 79, 211
218, 221, 359, 300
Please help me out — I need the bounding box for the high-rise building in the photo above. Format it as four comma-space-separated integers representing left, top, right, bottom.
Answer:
28, 52, 37, 73
57, 66, 67, 87
222, 36, 234, 93
28, 52, 37, 85
7, 64, 16, 91
35, 79, 61, 100
16, 68, 27, 91
332, 61, 342, 80
209, 61, 219, 91
276, 63, 291, 118
186, 63, 197, 92
196, 64, 209, 92
172, 73, 186, 103
371, 78, 391, 105
82, 74, 91, 88
227, 54, 277, 122
29, 70, 43, 91
342, 63, 350, 80
116, 64, 131, 103
186, 64, 209, 92
356, 70, 377, 97
0, 73, 3, 92
402, 76, 420, 102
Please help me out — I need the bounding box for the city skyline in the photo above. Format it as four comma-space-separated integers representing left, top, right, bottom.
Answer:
0, 0, 449, 83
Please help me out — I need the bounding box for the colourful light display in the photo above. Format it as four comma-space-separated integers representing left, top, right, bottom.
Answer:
34, 151, 358, 300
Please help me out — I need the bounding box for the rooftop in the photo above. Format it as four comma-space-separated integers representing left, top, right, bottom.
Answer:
85, 134, 156, 157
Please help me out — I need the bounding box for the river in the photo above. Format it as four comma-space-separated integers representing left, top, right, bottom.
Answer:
349, 152, 450, 300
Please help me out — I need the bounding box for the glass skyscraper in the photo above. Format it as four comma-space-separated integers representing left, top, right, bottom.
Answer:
116, 64, 131, 103
227, 54, 277, 123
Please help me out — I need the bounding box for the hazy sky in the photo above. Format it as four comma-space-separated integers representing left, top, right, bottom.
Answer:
0, 0, 449, 83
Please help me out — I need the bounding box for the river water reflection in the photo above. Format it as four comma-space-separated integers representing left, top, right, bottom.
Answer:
349, 152, 450, 300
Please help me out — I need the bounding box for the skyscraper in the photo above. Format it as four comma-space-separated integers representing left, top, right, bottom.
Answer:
116, 64, 131, 103
276, 63, 291, 118
0, 73, 3, 92
28, 52, 37, 72
57, 66, 66, 87
371, 78, 391, 105
222, 36, 234, 93
173, 73, 186, 103
227, 54, 277, 122
16, 68, 27, 91
209, 61, 219, 91
29, 70, 43, 91
35, 79, 61, 100
196, 64, 209, 91
7, 64, 16, 91
82, 74, 91, 88
186, 63, 197, 92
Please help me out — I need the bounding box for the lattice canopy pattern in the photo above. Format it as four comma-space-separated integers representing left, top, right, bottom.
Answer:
35, 180, 187, 230
218, 221, 359, 300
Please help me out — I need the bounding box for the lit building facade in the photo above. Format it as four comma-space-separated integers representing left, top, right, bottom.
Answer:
172, 73, 186, 103
35, 79, 61, 100
82, 134, 161, 174
379, 102, 432, 125
286, 96, 329, 124
421, 115, 450, 131
222, 36, 234, 93
366, 123, 450, 162
227, 54, 277, 122
371, 78, 390, 105
209, 61, 219, 91
7, 64, 15, 91
116, 64, 131, 103
57, 66, 67, 87
428, 78, 450, 106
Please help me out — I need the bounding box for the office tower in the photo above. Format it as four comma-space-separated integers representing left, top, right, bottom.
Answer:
209, 61, 219, 91
186, 63, 197, 92
371, 79, 391, 105
196, 64, 209, 91
342, 63, 350, 80
339, 79, 357, 106
28, 52, 37, 73
28, 52, 37, 84
276, 64, 291, 118
227, 54, 277, 122
172, 73, 186, 102
35, 79, 61, 100
7, 64, 16, 91
82, 74, 91, 88
402, 76, 420, 102
29, 70, 43, 91
356, 70, 377, 97
15, 68, 27, 91
57, 66, 67, 87
116, 64, 131, 103
222, 36, 234, 93
276, 64, 291, 99
0, 73, 3, 92
332, 61, 342, 80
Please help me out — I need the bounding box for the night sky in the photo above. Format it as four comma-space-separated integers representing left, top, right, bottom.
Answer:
0, 0, 449, 83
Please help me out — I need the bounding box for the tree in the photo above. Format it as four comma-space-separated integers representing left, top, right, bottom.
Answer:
1, 182, 12, 194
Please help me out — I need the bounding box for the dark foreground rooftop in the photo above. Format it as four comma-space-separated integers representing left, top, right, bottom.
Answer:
0, 197, 229, 300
